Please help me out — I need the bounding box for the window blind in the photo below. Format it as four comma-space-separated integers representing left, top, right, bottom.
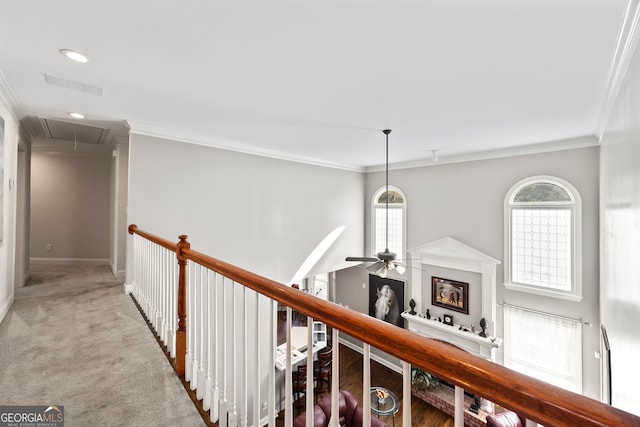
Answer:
503, 304, 582, 393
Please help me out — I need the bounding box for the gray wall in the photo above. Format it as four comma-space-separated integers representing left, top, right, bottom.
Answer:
600, 37, 640, 415
337, 146, 601, 399
30, 152, 111, 261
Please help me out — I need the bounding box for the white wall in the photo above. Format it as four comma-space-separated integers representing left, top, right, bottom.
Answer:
0, 82, 20, 324
337, 146, 601, 399
30, 151, 111, 262
126, 133, 364, 284
600, 34, 640, 415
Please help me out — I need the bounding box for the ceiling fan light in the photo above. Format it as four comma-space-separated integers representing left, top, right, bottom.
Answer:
378, 267, 387, 278
395, 264, 406, 275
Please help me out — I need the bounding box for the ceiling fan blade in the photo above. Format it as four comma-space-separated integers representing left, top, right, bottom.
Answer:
366, 261, 385, 273
346, 256, 379, 262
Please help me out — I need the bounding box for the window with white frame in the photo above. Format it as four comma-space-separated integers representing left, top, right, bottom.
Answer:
503, 304, 582, 393
373, 186, 406, 259
504, 176, 582, 301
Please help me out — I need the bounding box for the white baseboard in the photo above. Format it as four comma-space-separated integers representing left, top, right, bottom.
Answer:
338, 337, 403, 374
124, 283, 134, 295
108, 261, 126, 279
0, 293, 15, 325
30, 257, 110, 266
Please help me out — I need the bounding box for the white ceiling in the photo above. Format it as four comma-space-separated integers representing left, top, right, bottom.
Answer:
0, 0, 630, 169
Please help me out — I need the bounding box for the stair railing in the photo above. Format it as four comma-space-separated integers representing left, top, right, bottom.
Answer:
128, 224, 640, 427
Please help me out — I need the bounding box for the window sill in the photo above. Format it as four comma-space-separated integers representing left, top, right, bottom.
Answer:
503, 282, 583, 302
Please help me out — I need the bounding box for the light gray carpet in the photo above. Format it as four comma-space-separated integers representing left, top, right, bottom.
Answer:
0, 264, 205, 426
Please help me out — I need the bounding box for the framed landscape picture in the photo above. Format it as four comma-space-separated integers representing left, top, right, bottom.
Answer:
431, 276, 469, 315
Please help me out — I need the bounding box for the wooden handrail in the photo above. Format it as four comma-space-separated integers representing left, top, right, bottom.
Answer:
128, 224, 178, 252
129, 225, 640, 427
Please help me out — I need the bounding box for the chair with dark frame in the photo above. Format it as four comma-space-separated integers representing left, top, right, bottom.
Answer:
314, 347, 332, 398
292, 364, 309, 414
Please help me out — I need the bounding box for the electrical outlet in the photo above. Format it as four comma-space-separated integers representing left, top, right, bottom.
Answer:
46, 243, 52, 252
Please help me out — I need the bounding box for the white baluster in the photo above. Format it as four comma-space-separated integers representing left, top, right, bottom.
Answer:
196, 265, 205, 399
210, 272, 222, 423
192, 264, 201, 392
203, 269, 212, 411
363, 343, 371, 426
306, 315, 314, 427
268, 298, 276, 426
454, 385, 464, 427
329, 328, 339, 427
402, 361, 411, 427
253, 291, 261, 427
219, 276, 230, 427
284, 306, 293, 427
228, 281, 238, 427
185, 262, 194, 383
240, 287, 248, 427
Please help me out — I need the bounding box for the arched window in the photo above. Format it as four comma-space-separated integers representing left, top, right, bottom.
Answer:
504, 176, 582, 301
372, 186, 406, 259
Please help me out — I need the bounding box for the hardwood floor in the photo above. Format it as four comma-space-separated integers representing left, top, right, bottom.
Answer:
277, 343, 454, 426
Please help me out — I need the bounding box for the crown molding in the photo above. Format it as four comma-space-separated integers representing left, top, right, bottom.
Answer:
365, 134, 599, 173
596, 0, 640, 138
0, 69, 21, 121
127, 121, 365, 173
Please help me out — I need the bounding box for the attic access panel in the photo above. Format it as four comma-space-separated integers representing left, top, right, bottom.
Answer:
39, 118, 109, 145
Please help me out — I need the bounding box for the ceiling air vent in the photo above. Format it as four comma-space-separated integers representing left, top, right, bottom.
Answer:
39, 118, 109, 145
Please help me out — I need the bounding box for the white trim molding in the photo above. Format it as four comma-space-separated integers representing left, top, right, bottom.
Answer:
0, 293, 15, 325
30, 257, 110, 266
597, 0, 640, 137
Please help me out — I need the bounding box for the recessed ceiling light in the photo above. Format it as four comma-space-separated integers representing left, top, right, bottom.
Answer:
69, 112, 85, 119
59, 49, 90, 63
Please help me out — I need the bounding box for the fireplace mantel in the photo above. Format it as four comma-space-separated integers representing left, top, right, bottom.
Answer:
407, 237, 501, 337
402, 312, 501, 360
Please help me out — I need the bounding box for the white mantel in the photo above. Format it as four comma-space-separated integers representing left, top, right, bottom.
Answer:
407, 237, 501, 337
402, 312, 501, 360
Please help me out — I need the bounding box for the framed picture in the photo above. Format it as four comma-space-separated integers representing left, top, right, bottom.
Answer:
369, 275, 405, 328
443, 314, 454, 326
431, 276, 469, 315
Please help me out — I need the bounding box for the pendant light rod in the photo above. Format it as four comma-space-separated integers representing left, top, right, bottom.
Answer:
383, 129, 391, 253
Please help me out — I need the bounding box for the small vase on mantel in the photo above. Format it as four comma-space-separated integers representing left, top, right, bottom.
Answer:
426, 309, 431, 320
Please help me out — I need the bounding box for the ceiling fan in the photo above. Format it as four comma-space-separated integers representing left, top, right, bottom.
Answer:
346, 129, 406, 277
